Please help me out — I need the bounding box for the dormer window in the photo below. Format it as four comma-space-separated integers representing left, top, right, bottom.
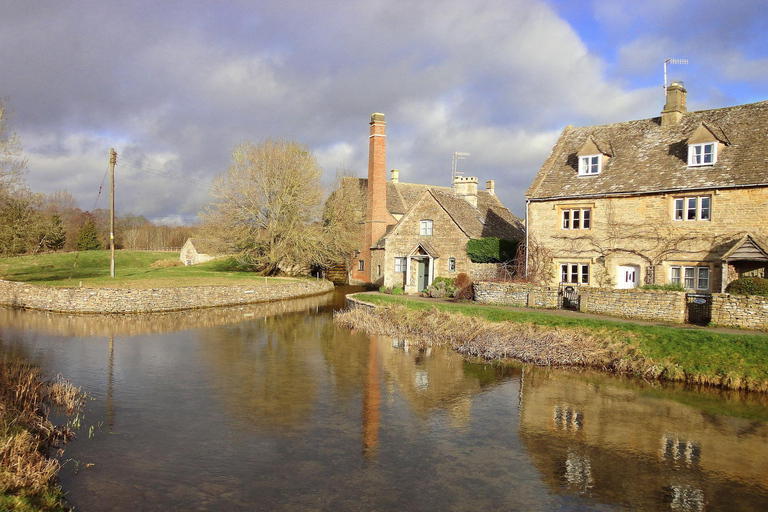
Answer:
688, 142, 716, 166
578, 155, 601, 176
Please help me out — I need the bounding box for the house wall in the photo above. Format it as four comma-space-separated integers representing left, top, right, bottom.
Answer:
382, 194, 470, 291
528, 187, 768, 291
180, 244, 216, 266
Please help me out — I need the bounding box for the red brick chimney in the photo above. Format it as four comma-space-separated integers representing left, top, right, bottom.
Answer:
360, 113, 388, 281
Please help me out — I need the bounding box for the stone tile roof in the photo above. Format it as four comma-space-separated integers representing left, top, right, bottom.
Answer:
352, 178, 523, 241
527, 100, 768, 200
185, 238, 223, 255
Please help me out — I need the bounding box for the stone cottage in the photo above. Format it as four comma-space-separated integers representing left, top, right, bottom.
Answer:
526, 83, 768, 292
348, 113, 523, 292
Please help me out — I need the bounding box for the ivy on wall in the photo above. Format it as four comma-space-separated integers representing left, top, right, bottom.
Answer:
466, 237, 518, 263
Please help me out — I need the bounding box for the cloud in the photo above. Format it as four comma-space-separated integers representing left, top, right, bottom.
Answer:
1, 0, 765, 221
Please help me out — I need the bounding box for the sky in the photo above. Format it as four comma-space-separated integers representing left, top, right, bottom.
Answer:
1, 0, 767, 223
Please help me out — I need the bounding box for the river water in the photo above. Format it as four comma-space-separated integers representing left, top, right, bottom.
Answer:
0, 287, 767, 511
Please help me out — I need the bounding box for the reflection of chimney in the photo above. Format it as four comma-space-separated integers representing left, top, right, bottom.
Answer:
391, 169, 399, 184
662, 81, 687, 127
453, 176, 478, 208
362, 335, 381, 460
486, 180, 495, 196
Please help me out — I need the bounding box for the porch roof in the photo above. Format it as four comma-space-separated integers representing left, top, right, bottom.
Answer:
721, 234, 768, 262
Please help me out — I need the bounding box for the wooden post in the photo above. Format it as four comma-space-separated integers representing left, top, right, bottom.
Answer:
110, 148, 116, 278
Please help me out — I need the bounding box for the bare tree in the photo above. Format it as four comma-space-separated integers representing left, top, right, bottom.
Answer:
0, 100, 26, 193
201, 139, 341, 275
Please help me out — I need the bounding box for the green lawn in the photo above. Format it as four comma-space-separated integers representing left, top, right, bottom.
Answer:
358, 293, 768, 388
0, 251, 296, 288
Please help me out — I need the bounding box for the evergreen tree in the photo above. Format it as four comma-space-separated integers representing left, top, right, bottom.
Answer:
45, 213, 66, 251
76, 218, 101, 251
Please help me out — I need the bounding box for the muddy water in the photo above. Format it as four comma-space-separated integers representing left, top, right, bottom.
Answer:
0, 288, 767, 511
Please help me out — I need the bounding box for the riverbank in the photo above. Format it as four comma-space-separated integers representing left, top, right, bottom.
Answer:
1, 357, 84, 511
337, 294, 768, 392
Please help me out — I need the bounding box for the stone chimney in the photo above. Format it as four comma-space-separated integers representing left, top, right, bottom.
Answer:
453, 176, 478, 208
391, 169, 399, 183
486, 180, 495, 196
661, 81, 687, 127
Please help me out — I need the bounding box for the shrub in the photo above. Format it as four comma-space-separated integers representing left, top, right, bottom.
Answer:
454, 273, 472, 289
150, 259, 183, 269
466, 238, 518, 263
391, 286, 404, 295
726, 277, 768, 296
425, 277, 457, 298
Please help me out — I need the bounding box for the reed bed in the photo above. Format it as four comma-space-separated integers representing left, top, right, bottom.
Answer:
335, 304, 768, 392
335, 304, 629, 368
1, 356, 84, 511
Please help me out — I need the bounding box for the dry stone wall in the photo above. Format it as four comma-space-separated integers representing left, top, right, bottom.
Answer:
0, 279, 334, 314
711, 294, 768, 330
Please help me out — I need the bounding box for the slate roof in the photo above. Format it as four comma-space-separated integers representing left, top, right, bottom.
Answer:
348, 177, 524, 243
527, 100, 768, 200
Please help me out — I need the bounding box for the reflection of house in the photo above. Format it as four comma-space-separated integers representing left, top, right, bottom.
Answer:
180, 238, 222, 265
349, 113, 523, 291
518, 368, 768, 510
526, 84, 768, 291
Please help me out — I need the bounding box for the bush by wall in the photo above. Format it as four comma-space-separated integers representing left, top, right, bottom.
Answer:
726, 277, 768, 297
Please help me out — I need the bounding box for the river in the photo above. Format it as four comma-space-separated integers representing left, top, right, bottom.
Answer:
0, 287, 766, 511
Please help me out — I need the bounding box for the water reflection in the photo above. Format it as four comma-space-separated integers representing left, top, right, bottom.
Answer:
519, 367, 768, 510
0, 291, 766, 511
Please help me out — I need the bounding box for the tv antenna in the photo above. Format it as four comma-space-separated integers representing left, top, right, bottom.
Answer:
664, 57, 688, 90
451, 151, 470, 183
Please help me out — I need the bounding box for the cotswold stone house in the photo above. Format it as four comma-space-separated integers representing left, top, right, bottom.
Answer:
526, 83, 768, 292
349, 113, 523, 292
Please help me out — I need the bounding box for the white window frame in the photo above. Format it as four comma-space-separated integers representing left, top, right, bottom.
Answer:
420, 219, 433, 236
358, 259, 364, 271
688, 142, 717, 166
394, 257, 406, 273
560, 263, 589, 285
673, 196, 711, 221
578, 155, 601, 176
448, 257, 456, 272
670, 265, 710, 291
562, 208, 591, 230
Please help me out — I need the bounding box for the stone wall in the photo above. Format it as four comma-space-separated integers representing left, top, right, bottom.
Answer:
473, 281, 768, 329
0, 279, 334, 314
579, 287, 686, 323
711, 294, 768, 330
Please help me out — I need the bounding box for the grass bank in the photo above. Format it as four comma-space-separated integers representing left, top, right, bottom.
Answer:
337, 294, 768, 392
1, 357, 84, 511
0, 251, 295, 289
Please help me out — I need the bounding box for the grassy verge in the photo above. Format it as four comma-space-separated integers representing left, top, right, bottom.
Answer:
342, 294, 768, 392
0, 251, 297, 288
1, 357, 84, 511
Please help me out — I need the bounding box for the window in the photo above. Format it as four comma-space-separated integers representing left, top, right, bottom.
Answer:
560, 263, 589, 285
578, 155, 601, 175
670, 266, 710, 290
377, 265, 381, 276
449, 258, 456, 272
688, 142, 717, 166
420, 220, 433, 236
394, 257, 406, 273
562, 208, 591, 230
673, 196, 711, 221
358, 259, 364, 271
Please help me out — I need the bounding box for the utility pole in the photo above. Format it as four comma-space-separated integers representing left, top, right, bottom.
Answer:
110, 148, 116, 278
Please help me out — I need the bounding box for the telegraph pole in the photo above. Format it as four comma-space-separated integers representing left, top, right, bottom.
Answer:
109, 148, 116, 278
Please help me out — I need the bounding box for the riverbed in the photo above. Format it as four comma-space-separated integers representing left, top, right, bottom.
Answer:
0, 287, 766, 511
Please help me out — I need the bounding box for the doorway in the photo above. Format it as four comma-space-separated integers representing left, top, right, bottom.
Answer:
417, 259, 430, 292
617, 265, 639, 289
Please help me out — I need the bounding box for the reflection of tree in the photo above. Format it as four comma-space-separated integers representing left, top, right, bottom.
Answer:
199, 311, 326, 432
